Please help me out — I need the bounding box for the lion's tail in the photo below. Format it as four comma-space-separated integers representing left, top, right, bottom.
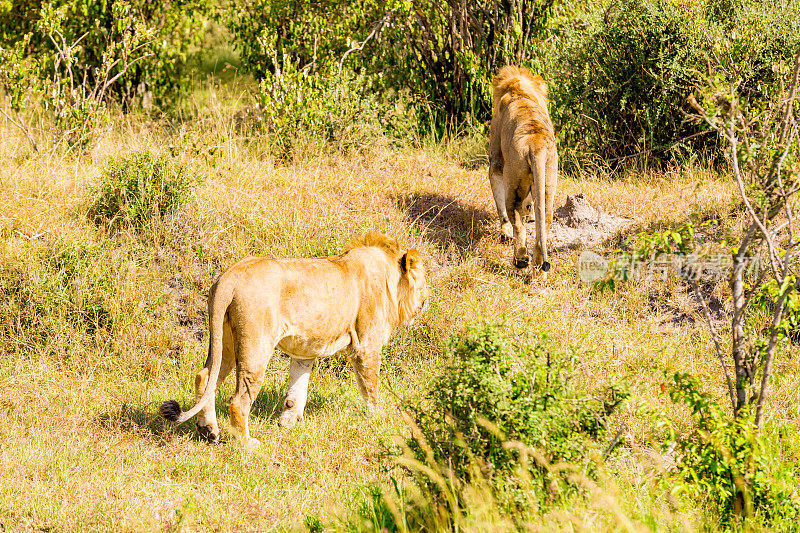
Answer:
160, 280, 234, 424
527, 147, 551, 272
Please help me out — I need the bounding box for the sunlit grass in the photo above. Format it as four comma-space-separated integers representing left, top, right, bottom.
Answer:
0, 104, 796, 531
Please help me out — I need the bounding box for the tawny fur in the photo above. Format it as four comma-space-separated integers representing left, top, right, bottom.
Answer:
487, 65, 558, 272
159, 231, 429, 449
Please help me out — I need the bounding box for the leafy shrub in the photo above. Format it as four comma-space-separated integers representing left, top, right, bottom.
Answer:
228, 0, 379, 81
230, 0, 420, 157
342, 325, 628, 531
254, 61, 418, 159
405, 323, 627, 511
376, 0, 556, 132
229, 0, 555, 134
88, 151, 195, 232
667, 373, 800, 525
705, 0, 800, 106
551, 0, 706, 167
549, 0, 800, 168
0, 1, 210, 148
0, 241, 116, 356
0, 0, 210, 106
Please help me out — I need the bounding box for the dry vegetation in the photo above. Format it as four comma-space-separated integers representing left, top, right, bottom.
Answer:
0, 101, 798, 531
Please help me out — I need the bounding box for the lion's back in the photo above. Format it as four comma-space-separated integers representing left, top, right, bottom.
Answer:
491, 67, 555, 157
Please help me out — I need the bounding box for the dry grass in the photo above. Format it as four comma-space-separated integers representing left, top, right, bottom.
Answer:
0, 109, 798, 532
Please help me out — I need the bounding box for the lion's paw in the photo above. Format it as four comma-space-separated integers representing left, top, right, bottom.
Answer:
500, 223, 514, 242
278, 410, 302, 428
243, 437, 261, 451
197, 424, 219, 443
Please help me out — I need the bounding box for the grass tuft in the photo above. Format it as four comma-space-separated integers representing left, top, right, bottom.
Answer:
87, 150, 196, 233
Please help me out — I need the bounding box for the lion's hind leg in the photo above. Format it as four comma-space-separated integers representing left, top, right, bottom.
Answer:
545, 146, 559, 236
195, 318, 235, 443
530, 147, 551, 273
229, 333, 273, 450
489, 167, 514, 241
505, 183, 529, 269
278, 358, 314, 428
511, 204, 529, 269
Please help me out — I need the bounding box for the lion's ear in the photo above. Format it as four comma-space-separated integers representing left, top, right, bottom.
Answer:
400, 249, 422, 274
533, 75, 548, 96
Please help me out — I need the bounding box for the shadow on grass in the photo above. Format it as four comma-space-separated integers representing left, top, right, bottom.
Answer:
97, 403, 198, 443
392, 192, 493, 253
97, 385, 332, 443
249, 384, 330, 421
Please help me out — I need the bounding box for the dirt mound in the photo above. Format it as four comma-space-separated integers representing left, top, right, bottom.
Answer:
543, 193, 634, 249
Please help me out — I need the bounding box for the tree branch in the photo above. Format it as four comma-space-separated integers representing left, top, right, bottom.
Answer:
338, 8, 396, 75
690, 280, 736, 409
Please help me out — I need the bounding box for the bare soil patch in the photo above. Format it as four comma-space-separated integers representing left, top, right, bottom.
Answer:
544, 193, 635, 250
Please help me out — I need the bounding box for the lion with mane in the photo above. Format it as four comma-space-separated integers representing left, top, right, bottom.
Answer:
488, 65, 558, 272
160, 232, 428, 448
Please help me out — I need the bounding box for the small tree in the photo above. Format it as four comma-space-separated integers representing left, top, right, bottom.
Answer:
686, 48, 800, 426
0, 0, 209, 149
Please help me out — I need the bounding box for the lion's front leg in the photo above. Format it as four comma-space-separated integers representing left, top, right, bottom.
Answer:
352, 349, 380, 412
278, 358, 314, 428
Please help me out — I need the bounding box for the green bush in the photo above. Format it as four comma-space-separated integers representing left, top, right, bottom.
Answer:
254, 61, 418, 159
406, 323, 627, 511
0, 0, 210, 106
705, 0, 800, 106
382, 0, 556, 132
342, 324, 628, 531
229, 0, 556, 135
549, 0, 800, 168
551, 0, 705, 167
0, 241, 116, 356
88, 151, 195, 232
228, 0, 379, 81
0, 1, 210, 148
667, 373, 800, 525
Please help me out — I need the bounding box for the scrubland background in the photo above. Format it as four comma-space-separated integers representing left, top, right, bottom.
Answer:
0, 0, 799, 531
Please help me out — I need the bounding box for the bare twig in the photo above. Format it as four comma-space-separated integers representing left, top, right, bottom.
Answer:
754, 49, 800, 426
99, 51, 155, 98
338, 8, 397, 75
729, 121, 782, 279
689, 280, 736, 409
693, 47, 800, 422
601, 425, 626, 460
0, 107, 38, 152
754, 262, 790, 426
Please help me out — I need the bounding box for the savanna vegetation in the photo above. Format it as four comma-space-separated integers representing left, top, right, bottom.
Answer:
1, 0, 799, 530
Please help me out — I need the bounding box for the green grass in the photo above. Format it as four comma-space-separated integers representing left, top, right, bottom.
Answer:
0, 107, 797, 531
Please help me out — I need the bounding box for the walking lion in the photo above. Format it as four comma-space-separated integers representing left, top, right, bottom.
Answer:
488, 66, 558, 272
160, 232, 429, 449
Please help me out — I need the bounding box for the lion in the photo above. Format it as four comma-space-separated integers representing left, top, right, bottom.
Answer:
487, 66, 558, 272
160, 232, 429, 449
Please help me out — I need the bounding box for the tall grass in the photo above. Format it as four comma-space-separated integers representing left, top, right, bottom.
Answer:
0, 97, 797, 530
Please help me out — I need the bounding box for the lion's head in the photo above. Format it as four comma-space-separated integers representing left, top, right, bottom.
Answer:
398, 248, 429, 324
346, 231, 429, 325
492, 66, 549, 116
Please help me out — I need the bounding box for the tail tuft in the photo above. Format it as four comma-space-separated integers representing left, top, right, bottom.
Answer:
541, 261, 551, 272
160, 400, 182, 422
